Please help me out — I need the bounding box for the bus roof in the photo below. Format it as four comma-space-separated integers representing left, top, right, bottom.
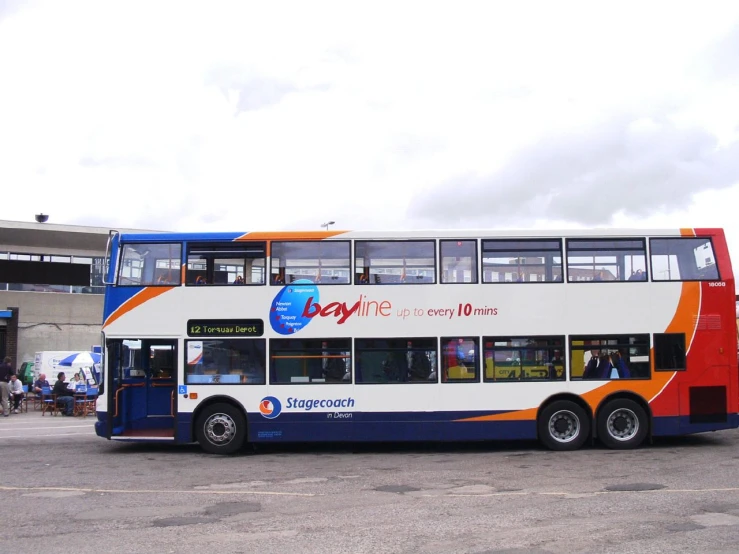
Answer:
116, 228, 722, 242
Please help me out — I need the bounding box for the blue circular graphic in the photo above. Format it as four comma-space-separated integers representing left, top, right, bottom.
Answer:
259, 396, 282, 419
269, 280, 319, 335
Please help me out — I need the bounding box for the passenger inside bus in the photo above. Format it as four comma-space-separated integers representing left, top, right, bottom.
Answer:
610, 350, 631, 378
583, 349, 603, 379
195, 275, 207, 285
583, 352, 615, 379
323, 357, 349, 382
548, 349, 564, 378
233, 275, 245, 285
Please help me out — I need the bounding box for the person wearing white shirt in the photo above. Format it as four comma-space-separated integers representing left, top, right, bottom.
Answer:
9, 374, 24, 414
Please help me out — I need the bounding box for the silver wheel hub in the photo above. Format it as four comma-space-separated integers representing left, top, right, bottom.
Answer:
204, 413, 237, 445
605, 408, 639, 441
548, 409, 581, 443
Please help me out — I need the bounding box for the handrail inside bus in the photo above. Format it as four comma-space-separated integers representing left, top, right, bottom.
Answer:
113, 382, 145, 418
102, 229, 120, 285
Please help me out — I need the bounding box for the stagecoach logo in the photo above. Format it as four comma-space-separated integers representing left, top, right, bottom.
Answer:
259, 396, 282, 419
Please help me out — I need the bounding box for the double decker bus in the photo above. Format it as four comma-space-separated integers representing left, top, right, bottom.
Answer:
95, 228, 738, 454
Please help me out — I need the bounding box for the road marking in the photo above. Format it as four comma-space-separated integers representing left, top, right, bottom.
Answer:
432, 487, 739, 498
1, 432, 95, 439
0, 485, 320, 497
0, 425, 93, 430
4, 485, 738, 500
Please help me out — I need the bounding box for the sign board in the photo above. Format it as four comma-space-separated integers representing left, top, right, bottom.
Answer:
186, 319, 264, 337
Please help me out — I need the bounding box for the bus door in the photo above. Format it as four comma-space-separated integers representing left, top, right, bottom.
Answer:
106, 338, 178, 440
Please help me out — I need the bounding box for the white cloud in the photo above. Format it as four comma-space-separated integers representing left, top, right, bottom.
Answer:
1, 1, 739, 269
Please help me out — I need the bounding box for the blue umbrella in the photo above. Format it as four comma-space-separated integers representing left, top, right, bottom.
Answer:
58, 352, 101, 366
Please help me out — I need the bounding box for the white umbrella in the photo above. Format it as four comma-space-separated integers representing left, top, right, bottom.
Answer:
58, 352, 101, 366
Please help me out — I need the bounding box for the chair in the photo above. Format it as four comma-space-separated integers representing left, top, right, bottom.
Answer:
74, 387, 98, 417
83, 387, 99, 417
29, 388, 43, 411
17, 384, 29, 413
41, 386, 58, 416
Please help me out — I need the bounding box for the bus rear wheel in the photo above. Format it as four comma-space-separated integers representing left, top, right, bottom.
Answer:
195, 403, 247, 455
538, 400, 590, 451
597, 398, 647, 450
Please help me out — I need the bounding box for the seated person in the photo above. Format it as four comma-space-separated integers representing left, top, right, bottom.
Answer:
322, 358, 348, 382
73, 371, 88, 391
67, 374, 80, 390
52, 371, 75, 416
456, 339, 468, 365
34, 373, 50, 394
272, 274, 285, 285
9, 374, 24, 413
233, 275, 245, 285
195, 275, 207, 285
548, 350, 564, 378
408, 352, 433, 381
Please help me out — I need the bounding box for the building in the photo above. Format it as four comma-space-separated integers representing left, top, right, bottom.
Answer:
0, 219, 157, 367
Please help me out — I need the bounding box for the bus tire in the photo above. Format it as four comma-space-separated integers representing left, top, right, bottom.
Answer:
195, 403, 247, 455
538, 400, 590, 451
597, 398, 647, 450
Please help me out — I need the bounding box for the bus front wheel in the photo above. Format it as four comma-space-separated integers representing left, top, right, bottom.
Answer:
195, 403, 247, 455
538, 400, 590, 451
597, 398, 647, 450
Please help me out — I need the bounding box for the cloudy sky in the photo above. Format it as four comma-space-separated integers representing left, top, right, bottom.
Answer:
2, 1, 739, 261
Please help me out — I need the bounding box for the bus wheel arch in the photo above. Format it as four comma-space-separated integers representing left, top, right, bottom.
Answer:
537, 394, 593, 451
595, 393, 651, 450
192, 397, 249, 455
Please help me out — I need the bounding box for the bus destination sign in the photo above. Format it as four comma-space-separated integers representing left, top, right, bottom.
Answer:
187, 319, 264, 337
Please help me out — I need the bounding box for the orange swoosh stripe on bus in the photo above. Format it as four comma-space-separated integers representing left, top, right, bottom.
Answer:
103, 287, 174, 328
234, 231, 346, 241
455, 278, 702, 423
666, 281, 700, 345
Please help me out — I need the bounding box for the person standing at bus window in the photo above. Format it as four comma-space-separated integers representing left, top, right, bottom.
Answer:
582, 349, 600, 379
610, 350, 631, 378
0, 356, 14, 416
596, 353, 613, 379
